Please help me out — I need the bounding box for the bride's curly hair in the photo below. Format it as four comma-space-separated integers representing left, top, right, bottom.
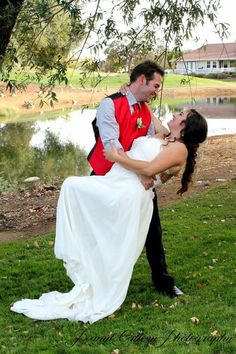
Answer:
177, 109, 208, 195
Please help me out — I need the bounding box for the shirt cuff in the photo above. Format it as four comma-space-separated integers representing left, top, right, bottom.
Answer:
103, 139, 123, 150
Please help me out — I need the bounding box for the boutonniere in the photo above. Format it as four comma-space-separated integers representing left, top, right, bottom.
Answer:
136, 117, 146, 129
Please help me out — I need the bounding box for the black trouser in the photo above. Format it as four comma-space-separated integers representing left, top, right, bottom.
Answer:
145, 190, 175, 292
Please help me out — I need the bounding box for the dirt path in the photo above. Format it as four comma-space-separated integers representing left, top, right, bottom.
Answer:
0, 134, 235, 244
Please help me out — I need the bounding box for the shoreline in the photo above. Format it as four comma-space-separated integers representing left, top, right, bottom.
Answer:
1, 85, 236, 119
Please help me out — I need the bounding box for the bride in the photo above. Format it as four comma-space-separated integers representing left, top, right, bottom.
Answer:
11, 109, 207, 323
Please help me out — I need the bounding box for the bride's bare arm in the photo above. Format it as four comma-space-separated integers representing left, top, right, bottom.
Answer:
104, 143, 187, 176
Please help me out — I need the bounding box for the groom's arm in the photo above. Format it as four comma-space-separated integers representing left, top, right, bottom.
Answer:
96, 98, 123, 150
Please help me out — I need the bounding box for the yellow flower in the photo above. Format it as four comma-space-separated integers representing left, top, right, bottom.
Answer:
136, 117, 145, 129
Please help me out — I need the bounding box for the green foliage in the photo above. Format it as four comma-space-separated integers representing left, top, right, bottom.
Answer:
0, 0, 230, 101
1, 0, 85, 100
103, 36, 163, 73
0, 182, 235, 352
0, 176, 17, 192
38, 88, 59, 108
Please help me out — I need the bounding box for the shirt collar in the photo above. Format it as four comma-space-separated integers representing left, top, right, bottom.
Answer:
126, 90, 140, 107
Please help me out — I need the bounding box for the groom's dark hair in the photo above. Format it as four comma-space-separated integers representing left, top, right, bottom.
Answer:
130, 61, 164, 83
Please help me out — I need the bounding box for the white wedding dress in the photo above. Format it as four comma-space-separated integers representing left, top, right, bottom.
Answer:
11, 136, 163, 323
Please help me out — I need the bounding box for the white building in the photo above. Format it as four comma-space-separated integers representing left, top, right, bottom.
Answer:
176, 42, 236, 75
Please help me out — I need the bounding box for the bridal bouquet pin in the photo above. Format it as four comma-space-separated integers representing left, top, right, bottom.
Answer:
136, 117, 145, 129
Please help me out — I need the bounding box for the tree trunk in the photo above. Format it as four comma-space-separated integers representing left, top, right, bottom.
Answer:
0, 0, 24, 68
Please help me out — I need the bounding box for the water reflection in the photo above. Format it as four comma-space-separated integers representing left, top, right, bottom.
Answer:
0, 120, 89, 186
30, 110, 95, 151
165, 96, 236, 118
0, 98, 236, 187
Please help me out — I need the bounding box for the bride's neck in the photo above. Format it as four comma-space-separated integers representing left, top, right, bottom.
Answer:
165, 130, 181, 141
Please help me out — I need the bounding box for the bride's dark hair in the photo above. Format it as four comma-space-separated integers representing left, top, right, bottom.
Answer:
177, 109, 208, 195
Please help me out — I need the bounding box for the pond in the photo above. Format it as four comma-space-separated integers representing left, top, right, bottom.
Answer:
1, 96, 236, 189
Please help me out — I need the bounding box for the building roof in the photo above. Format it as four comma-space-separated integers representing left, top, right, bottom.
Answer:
179, 42, 236, 62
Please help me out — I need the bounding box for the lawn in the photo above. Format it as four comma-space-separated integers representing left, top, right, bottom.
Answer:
0, 182, 235, 353
10, 67, 236, 90
66, 69, 236, 90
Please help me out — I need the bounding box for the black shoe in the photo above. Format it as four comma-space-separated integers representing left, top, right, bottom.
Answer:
152, 273, 175, 296
155, 285, 184, 298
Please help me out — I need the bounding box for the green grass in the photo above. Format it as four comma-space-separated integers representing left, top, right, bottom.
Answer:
9, 67, 236, 90
0, 182, 235, 353
66, 69, 236, 89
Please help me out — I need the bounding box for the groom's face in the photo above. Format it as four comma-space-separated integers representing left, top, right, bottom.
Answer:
138, 72, 163, 102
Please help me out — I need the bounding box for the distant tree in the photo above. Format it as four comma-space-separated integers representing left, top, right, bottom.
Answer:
103, 41, 128, 73
103, 37, 166, 73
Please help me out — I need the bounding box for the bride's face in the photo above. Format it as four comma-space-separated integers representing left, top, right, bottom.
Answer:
167, 111, 189, 130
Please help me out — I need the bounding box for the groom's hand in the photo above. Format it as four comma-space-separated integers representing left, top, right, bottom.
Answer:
160, 172, 172, 184
139, 175, 156, 190
160, 170, 180, 184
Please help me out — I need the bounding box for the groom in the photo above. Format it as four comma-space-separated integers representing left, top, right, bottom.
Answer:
88, 60, 182, 297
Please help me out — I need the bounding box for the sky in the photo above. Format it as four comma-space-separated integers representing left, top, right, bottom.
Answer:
80, 0, 236, 59
183, 0, 236, 49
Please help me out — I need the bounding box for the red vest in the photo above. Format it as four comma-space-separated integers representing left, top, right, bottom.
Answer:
88, 93, 152, 175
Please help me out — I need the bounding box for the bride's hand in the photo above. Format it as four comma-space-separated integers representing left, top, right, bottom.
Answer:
119, 82, 130, 95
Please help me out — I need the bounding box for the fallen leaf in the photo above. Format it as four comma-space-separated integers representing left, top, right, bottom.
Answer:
33, 241, 40, 249
196, 283, 205, 289
111, 349, 120, 354
211, 330, 220, 337
169, 302, 178, 309
190, 317, 200, 325
131, 302, 137, 309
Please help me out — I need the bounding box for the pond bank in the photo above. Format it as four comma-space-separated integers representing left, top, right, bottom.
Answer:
1, 84, 236, 119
